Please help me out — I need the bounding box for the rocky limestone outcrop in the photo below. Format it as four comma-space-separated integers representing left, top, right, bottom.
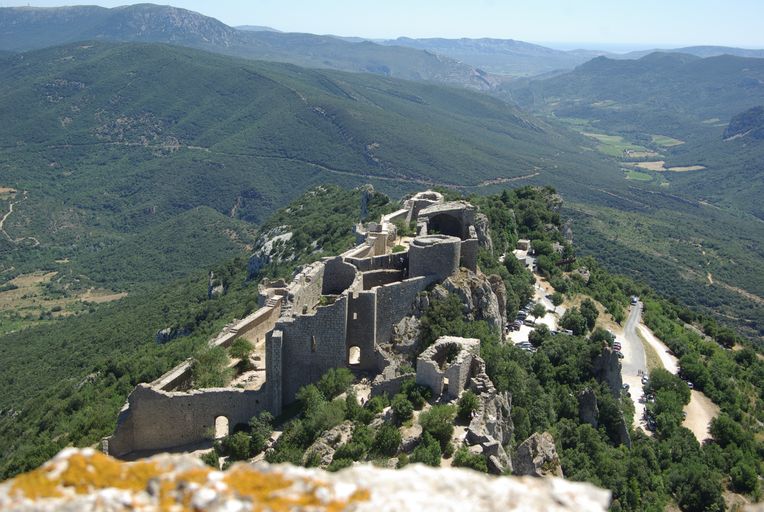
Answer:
440, 269, 504, 333
474, 212, 493, 252
578, 387, 599, 428
0, 448, 610, 511
593, 348, 623, 397
466, 359, 514, 475
303, 420, 355, 468
488, 274, 507, 324
513, 432, 564, 478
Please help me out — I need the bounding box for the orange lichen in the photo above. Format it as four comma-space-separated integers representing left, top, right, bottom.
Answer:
8, 451, 370, 511
223, 465, 370, 511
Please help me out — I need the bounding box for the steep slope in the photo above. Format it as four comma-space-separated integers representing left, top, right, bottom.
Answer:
0, 4, 493, 91
724, 105, 764, 140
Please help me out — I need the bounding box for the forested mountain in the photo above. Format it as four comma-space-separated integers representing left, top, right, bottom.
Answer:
510, 52, 764, 131
0, 41, 761, 341
0, 4, 494, 91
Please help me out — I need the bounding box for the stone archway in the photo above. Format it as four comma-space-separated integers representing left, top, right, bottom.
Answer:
348, 346, 361, 366
214, 416, 229, 439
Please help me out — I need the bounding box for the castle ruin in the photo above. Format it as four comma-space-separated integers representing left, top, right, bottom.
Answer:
105, 190, 493, 458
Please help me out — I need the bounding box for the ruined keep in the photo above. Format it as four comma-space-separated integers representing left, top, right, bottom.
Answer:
106, 190, 492, 457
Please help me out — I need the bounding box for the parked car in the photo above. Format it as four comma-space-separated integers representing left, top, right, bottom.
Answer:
622, 383, 630, 391
524, 318, 536, 327
641, 375, 649, 385
687, 382, 694, 389
615, 351, 624, 359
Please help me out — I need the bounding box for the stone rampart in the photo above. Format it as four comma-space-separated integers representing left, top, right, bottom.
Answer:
107, 384, 269, 457
276, 295, 349, 405
374, 277, 429, 346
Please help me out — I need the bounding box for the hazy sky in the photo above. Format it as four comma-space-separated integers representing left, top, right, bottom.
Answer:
3, 0, 764, 50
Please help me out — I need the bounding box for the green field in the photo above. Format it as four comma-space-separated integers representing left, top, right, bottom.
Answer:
651, 134, 685, 147
624, 169, 653, 181
581, 132, 653, 157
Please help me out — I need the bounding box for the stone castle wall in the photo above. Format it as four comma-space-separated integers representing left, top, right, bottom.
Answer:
276, 295, 349, 405
107, 384, 269, 457
374, 277, 429, 346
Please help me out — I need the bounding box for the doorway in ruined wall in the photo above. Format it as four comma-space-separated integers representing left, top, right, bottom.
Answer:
348, 346, 361, 366
214, 416, 229, 439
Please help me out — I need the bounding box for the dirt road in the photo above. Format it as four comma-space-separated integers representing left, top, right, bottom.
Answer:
636, 322, 719, 441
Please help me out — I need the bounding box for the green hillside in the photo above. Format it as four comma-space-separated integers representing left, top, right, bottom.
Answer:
0, 41, 761, 341
0, 4, 493, 91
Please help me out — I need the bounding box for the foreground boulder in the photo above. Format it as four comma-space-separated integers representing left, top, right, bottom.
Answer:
0, 448, 610, 511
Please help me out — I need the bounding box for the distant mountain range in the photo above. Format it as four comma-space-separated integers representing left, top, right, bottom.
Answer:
0, 4, 496, 91
2, 3, 762, 86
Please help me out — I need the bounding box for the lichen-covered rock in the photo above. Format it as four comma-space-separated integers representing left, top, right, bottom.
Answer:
0, 448, 610, 511
513, 432, 564, 478
487, 274, 507, 324
467, 367, 513, 475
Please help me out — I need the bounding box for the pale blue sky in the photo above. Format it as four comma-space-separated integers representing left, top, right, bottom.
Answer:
3, 0, 764, 50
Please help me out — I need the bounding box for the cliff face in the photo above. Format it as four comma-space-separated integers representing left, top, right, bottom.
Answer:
0, 448, 611, 512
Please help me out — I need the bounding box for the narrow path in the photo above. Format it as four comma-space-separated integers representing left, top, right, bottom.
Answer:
0, 191, 40, 247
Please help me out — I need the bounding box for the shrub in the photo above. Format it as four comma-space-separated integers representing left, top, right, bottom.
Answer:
200, 450, 219, 468
391, 393, 414, 423
419, 404, 456, 450
365, 395, 389, 414
228, 338, 253, 360
191, 346, 232, 388
453, 447, 488, 473
220, 431, 252, 460
401, 378, 432, 409
248, 412, 274, 455
457, 391, 479, 422
372, 424, 401, 457
317, 368, 354, 400
411, 432, 442, 466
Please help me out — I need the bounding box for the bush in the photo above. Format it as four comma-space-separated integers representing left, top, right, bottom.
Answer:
228, 338, 253, 360
248, 412, 274, 455
317, 368, 354, 400
401, 378, 432, 409
529, 324, 550, 347
372, 424, 401, 457
391, 393, 414, 423
365, 395, 389, 414
220, 431, 252, 460
327, 457, 353, 472
452, 447, 488, 473
396, 453, 409, 468
419, 404, 456, 450
200, 450, 219, 468
411, 432, 442, 466
191, 346, 232, 388
457, 391, 479, 422
731, 459, 759, 494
